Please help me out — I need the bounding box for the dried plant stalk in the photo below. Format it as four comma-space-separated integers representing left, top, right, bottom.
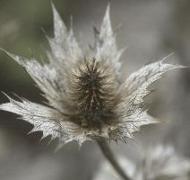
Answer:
97, 139, 130, 180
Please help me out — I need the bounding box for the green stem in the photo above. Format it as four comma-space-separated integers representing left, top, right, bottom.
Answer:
97, 139, 130, 180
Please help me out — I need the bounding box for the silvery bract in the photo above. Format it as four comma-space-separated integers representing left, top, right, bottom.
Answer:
94, 144, 190, 180
0, 4, 183, 148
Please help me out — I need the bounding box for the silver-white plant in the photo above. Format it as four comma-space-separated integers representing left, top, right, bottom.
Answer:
94, 144, 190, 180
0, 4, 183, 149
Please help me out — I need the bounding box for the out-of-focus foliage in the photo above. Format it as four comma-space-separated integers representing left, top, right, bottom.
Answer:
94, 144, 190, 180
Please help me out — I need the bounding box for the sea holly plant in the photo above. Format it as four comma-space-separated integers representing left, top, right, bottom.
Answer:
94, 144, 190, 180
0, 3, 184, 180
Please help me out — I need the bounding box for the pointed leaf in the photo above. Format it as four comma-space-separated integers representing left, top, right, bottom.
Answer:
94, 4, 124, 74
110, 110, 158, 142
118, 57, 185, 123
48, 3, 82, 67
0, 95, 61, 140
121, 56, 184, 98
2, 50, 66, 112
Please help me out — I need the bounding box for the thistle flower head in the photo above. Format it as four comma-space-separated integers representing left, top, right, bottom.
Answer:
94, 144, 190, 180
0, 4, 183, 148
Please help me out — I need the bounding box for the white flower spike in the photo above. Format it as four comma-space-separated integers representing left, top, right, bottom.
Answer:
0, 4, 184, 147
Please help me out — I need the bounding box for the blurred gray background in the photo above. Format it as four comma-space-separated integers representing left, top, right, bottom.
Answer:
0, 0, 190, 179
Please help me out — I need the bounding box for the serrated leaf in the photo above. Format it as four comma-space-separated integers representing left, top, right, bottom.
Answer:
0, 95, 61, 140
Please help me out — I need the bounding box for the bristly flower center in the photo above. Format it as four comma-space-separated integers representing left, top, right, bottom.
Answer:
66, 58, 119, 130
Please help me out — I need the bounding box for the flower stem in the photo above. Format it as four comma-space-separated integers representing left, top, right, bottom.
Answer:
97, 139, 130, 180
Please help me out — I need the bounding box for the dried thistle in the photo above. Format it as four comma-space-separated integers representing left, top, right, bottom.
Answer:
94, 144, 190, 180
0, 4, 183, 148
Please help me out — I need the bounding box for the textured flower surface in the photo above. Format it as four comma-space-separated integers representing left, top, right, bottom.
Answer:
94, 144, 190, 180
0, 4, 183, 148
